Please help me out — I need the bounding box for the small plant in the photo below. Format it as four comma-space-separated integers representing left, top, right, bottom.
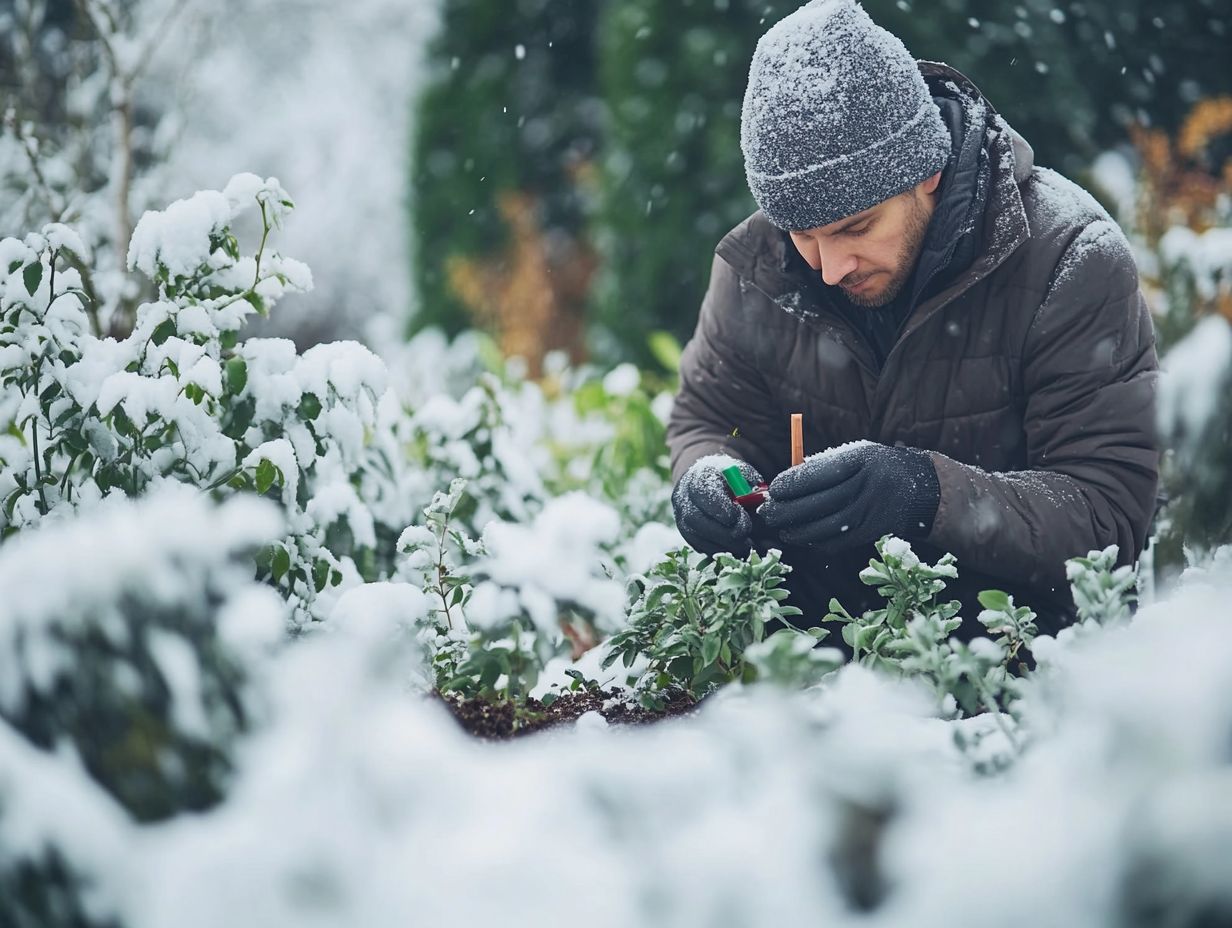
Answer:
975, 589, 1040, 676
824, 538, 962, 670
1029, 545, 1138, 666
1067, 545, 1138, 625
824, 538, 1034, 739
603, 547, 825, 711
401, 486, 623, 726
398, 478, 479, 692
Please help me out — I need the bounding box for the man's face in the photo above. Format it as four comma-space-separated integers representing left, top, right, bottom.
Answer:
788, 172, 941, 308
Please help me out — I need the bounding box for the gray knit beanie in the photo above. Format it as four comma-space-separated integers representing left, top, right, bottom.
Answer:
740, 0, 951, 231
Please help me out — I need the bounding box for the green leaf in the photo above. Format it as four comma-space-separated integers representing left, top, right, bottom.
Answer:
22, 262, 42, 296
151, 317, 176, 346
977, 589, 1012, 613
312, 559, 330, 592
479, 656, 501, 690
225, 357, 248, 395
3, 488, 22, 520
647, 330, 682, 373
255, 458, 277, 495
639, 691, 667, 713
271, 546, 291, 584
299, 393, 322, 421
702, 633, 721, 667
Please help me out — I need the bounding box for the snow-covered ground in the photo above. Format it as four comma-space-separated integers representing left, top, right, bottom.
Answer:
1, 485, 1230, 926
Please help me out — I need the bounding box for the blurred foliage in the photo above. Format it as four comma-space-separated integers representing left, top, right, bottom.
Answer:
409, 0, 604, 372
411, 0, 1232, 366
1129, 96, 1232, 349
591, 0, 782, 367
864, 0, 1232, 173
1113, 97, 1232, 573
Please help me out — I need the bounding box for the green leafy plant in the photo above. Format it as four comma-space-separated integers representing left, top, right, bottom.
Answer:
1067, 544, 1138, 625
824, 538, 1037, 742
399, 478, 484, 697
824, 539, 963, 670
603, 547, 825, 710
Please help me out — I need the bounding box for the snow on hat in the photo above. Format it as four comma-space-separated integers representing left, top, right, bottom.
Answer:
740, 0, 951, 231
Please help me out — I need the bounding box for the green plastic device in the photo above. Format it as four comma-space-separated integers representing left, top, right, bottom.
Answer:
721, 465, 753, 497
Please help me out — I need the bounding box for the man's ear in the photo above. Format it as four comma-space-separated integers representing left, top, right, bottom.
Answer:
920, 171, 943, 194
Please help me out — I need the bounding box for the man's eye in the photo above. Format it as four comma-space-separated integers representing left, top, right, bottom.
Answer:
846, 224, 870, 237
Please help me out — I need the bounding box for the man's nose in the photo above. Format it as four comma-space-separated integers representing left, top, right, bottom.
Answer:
817, 242, 858, 286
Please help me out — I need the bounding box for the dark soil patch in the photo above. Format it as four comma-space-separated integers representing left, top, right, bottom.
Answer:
435, 689, 700, 741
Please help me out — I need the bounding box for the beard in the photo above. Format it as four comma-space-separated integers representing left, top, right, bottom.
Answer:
841, 193, 932, 308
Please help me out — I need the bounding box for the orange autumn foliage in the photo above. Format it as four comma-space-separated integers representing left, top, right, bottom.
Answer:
446, 191, 594, 378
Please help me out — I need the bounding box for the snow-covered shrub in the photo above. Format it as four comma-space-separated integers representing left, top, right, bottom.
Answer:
0, 0, 206, 334
398, 374, 548, 538
0, 487, 284, 828
604, 547, 826, 710
0, 176, 388, 625
1156, 313, 1232, 557
401, 483, 628, 715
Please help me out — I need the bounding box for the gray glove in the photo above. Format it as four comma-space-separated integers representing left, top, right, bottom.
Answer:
671, 457, 764, 556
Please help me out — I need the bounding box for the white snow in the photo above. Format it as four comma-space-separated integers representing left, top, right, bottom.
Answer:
601, 362, 640, 397
1159, 314, 1232, 441
478, 492, 626, 633
127, 189, 232, 279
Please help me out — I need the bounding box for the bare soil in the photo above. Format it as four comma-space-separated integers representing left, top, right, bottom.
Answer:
435, 689, 700, 740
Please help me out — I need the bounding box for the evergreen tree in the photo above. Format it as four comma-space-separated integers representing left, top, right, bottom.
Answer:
592, 0, 791, 367
862, 0, 1232, 173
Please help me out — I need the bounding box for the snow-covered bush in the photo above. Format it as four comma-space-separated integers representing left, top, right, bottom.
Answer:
1, 175, 389, 625
0, 487, 284, 841
7, 559, 1232, 927
400, 480, 632, 717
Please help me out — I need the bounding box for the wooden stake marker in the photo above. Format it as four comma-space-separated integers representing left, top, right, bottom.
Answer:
790, 413, 804, 467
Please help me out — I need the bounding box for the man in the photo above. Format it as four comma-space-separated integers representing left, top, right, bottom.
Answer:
667, 0, 1160, 636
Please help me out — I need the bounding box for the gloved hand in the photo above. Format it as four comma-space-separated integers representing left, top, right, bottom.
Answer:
671, 457, 765, 555
759, 442, 940, 550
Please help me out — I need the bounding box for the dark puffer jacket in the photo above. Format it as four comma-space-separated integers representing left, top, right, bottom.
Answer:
666, 63, 1160, 635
